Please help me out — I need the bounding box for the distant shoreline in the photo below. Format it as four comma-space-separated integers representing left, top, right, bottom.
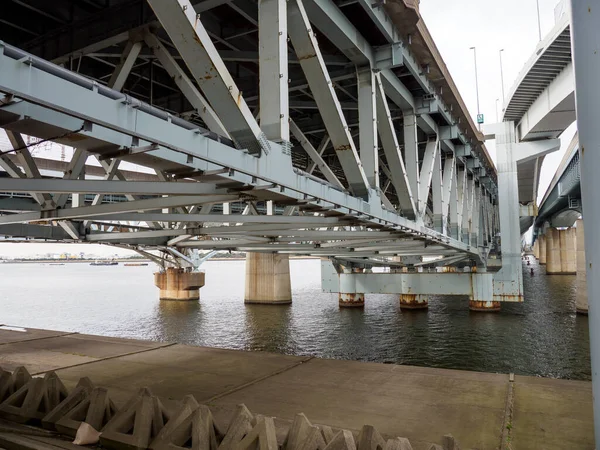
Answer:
1, 255, 319, 264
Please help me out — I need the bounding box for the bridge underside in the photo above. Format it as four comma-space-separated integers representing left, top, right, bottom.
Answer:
0, 0, 501, 272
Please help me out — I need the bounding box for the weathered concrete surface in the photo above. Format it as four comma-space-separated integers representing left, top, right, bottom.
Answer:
0, 326, 594, 450
244, 252, 292, 304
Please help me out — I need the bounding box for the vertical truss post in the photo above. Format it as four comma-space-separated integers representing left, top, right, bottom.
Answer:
259, 0, 289, 144
418, 137, 439, 220
287, 0, 369, 197
570, 1, 600, 439
108, 40, 143, 91
147, 0, 269, 155
460, 170, 470, 243
431, 147, 443, 232
144, 33, 229, 138
54, 148, 88, 209
357, 67, 378, 188
449, 163, 460, 240
374, 73, 415, 218
471, 182, 480, 248
403, 111, 420, 213
442, 156, 456, 236
465, 175, 475, 246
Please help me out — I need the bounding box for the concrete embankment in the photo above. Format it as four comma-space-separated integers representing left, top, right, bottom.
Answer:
0, 326, 593, 449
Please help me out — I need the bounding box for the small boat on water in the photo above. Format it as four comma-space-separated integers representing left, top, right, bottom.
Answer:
90, 260, 119, 266
124, 263, 149, 267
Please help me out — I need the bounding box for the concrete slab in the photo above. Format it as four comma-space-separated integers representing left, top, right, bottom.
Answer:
0, 326, 72, 345
0, 330, 172, 373
210, 358, 508, 450
511, 375, 594, 450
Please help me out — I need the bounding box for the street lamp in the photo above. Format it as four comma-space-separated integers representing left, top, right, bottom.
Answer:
496, 98, 500, 122
499, 49, 506, 102
470, 46, 481, 130
536, 0, 542, 41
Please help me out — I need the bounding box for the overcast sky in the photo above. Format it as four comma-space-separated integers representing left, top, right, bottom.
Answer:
0, 0, 576, 257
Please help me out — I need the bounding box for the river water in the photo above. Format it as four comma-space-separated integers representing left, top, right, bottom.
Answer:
0, 257, 590, 380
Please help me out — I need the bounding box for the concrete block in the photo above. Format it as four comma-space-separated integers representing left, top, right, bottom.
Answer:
54, 385, 116, 438
231, 415, 278, 450
324, 430, 357, 450
150, 395, 220, 450
219, 404, 255, 449
100, 388, 169, 450
0, 371, 68, 424
42, 377, 94, 431
357, 425, 386, 450
319, 425, 335, 444
442, 434, 460, 450
283, 413, 326, 450
384, 437, 413, 450
0, 366, 32, 402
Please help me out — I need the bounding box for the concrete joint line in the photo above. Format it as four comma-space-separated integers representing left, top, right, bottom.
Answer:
500, 373, 516, 449
0, 332, 79, 346
31, 342, 178, 376
205, 356, 314, 403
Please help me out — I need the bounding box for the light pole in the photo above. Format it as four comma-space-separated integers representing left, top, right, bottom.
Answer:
495, 98, 500, 122
499, 49, 506, 102
536, 0, 542, 41
470, 46, 481, 130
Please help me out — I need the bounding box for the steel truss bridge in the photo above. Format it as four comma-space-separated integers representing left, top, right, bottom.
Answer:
0, 0, 516, 300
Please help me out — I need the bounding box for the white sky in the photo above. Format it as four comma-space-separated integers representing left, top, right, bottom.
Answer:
0, 0, 576, 257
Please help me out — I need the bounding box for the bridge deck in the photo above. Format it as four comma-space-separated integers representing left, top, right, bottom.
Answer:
0, 326, 593, 449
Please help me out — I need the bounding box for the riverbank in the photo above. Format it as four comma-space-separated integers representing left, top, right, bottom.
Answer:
0, 325, 592, 449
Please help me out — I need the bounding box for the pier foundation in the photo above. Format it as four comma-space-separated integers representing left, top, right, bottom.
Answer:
154, 268, 205, 301
339, 268, 365, 308
244, 252, 292, 304
533, 239, 540, 259
546, 227, 576, 274
576, 219, 588, 314
399, 294, 428, 310
469, 273, 500, 312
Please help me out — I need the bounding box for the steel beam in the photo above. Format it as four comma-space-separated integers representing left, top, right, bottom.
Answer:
418, 138, 439, 219
107, 40, 143, 91
258, 0, 289, 142
144, 33, 229, 138
290, 121, 344, 189
287, 0, 369, 197
146, 0, 269, 154
374, 73, 415, 218
357, 67, 378, 188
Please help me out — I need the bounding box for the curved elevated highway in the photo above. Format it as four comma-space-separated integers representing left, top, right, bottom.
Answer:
501, 9, 574, 233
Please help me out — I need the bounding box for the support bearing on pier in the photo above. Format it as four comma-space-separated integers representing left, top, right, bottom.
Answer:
154, 268, 205, 301
399, 294, 428, 310
339, 268, 365, 308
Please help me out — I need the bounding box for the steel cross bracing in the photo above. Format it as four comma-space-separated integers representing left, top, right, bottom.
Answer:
0, 0, 498, 270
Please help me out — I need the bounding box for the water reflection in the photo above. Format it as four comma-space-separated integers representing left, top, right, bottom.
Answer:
0, 257, 591, 380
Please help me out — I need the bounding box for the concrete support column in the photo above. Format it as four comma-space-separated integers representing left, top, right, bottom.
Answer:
339, 268, 365, 308
533, 239, 540, 259
576, 219, 588, 314
546, 228, 562, 274
244, 252, 292, 304
560, 228, 577, 274
539, 235, 547, 264
154, 268, 205, 301
399, 294, 428, 310
469, 273, 500, 312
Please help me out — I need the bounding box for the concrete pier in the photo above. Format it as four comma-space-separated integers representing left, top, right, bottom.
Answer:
244, 252, 292, 304
560, 227, 577, 274
469, 300, 501, 312
154, 268, 205, 301
0, 326, 593, 450
546, 227, 577, 275
339, 268, 365, 308
539, 234, 547, 264
399, 294, 429, 310
546, 228, 562, 274
533, 239, 540, 259
577, 219, 588, 314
